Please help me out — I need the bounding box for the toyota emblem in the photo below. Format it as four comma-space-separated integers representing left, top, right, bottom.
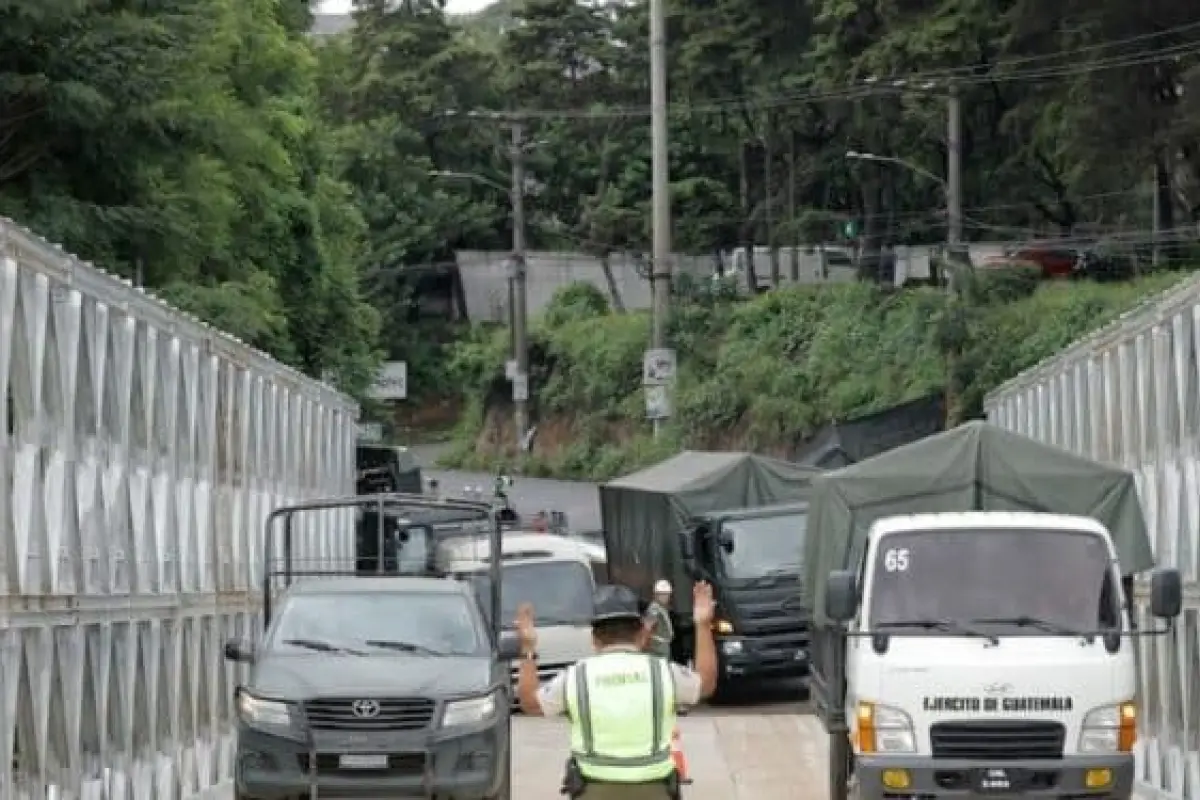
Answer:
351, 699, 381, 718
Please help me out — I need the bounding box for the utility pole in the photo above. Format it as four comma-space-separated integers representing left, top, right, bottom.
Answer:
509, 120, 530, 447
649, 0, 671, 348
946, 82, 963, 246
647, 0, 672, 435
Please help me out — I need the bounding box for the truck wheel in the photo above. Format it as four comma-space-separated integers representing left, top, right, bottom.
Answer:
828, 731, 852, 800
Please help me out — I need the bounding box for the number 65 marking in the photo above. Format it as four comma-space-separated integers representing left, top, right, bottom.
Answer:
884, 548, 909, 572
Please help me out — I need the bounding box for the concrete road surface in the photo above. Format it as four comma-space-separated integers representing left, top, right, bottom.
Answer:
416, 448, 604, 532
515, 709, 825, 799
206, 704, 821, 800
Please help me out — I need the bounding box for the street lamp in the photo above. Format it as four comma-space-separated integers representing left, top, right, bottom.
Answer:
429, 164, 530, 448
428, 169, 508, 194
844, 151, 946, 188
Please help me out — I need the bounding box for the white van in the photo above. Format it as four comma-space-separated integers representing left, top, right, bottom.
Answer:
440, 534, 607, 702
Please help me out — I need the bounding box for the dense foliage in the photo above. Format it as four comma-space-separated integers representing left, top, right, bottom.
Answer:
442, 273, 1184, 479
9, 0, 1199, 409
319, 0, 1200, 268
1, 0, 380, 392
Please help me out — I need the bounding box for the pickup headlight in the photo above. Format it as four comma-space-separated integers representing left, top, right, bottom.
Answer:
1079, 701, 1136, 753
714, 619, 735, 635
237, 690, 294, 728
442, 692, 498, 727
855, 701, 916, 754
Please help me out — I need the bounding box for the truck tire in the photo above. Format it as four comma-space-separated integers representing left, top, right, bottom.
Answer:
828, 731, 852, 800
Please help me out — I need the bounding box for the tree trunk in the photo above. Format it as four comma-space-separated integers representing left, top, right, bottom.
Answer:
599, 252, 625, 312
787, 134, 799, 282
740, 141, 760, 293
764, 131, 780, 288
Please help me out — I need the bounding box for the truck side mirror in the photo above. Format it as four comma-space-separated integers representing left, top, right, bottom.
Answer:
496, 631, 522, 660
678, 530, 696, 565
1150, 568, 1182, 618
224, 638, 255, 663
716, 528, 734, 554
826, 570, 859, 622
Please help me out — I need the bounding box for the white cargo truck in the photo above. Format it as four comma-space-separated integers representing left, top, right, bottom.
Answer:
805, 422, 1183, 800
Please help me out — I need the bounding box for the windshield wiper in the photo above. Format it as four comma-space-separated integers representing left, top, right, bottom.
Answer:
875, 619, 999, 646
969, 616, 1094, 642
363, 639, 447, 656
283, 638, 367, 655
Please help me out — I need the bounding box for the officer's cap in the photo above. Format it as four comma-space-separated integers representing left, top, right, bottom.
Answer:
591, 585, 643, 624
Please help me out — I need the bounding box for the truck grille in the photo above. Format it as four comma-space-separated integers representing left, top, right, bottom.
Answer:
930, 721, 1065, 760
302, 697, 435, 730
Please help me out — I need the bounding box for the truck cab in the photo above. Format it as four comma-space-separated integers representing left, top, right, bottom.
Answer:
822, 512, 1182, 800
681, 502, 811, 684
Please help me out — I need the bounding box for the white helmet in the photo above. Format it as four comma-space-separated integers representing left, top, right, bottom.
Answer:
653, 579, 672, 594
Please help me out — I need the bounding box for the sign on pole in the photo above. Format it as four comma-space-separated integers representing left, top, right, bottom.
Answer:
642, 348, 676, 386
505, 359, 518, 380
645, 385, 671, 420
369, 361, 408, 401
357, 422, 384, 443
512, 373, 529, 402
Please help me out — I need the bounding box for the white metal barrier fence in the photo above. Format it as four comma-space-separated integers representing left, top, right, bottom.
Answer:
986, 273, 1200, 800
0, 219, 359, 799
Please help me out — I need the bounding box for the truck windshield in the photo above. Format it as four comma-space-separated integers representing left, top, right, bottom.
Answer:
470, 561, 595, 628
719, 512, 807, 580
268, 592, 485, 656
868, 529, 1116, 632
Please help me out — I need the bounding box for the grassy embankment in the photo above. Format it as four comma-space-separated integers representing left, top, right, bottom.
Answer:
440, 270, 1186, 480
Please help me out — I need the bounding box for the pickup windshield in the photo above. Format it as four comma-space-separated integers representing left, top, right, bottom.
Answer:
468, 561, 595, 628
868, 528, 1118, 633
267, 592, 485, 655
719, 512, 807, 581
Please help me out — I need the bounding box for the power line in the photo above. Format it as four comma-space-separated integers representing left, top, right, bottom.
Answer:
451, 36, 1200, 121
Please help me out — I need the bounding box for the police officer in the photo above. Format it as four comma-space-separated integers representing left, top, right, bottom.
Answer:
515, 582, 718, 798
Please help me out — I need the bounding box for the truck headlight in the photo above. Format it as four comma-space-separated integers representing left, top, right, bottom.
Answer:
720, 638, 744, 656
855, 701, 916, 754
714, 619, 734, 634
237, 690, 294, 729
1080, 701, 1136, 753
442, 692, 498, 727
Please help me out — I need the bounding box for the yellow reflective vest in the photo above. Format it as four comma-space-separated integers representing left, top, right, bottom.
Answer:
564, 649, 676, 782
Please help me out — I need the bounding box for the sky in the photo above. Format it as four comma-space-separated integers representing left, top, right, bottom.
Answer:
318, 0, 495, 16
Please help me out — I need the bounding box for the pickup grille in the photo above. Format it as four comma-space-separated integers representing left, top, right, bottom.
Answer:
930, 721, 1065, 760
298, 753, 426, 776
302, 697, 435, 731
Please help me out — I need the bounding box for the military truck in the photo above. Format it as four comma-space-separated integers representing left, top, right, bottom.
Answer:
803, 421, 1182, 800
601, 451, 820, 690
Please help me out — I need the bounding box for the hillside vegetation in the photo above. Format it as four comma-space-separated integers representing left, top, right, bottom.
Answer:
442, 272, 1185, 480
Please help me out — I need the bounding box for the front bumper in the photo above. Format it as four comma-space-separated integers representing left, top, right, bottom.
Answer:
856, 753, 1134, 799
718, 637, 809, 681
234, 717, 507, 799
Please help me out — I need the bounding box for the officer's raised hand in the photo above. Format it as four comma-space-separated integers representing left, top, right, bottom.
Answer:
515, 602, 538, 653
692, 581, 715, 623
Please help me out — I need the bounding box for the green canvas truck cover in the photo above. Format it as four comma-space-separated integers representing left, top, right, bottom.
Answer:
804, 420, 1153, 624
601, 450, 821, 613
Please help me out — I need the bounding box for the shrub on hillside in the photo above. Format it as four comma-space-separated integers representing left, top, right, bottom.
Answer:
441, 273, 1186, 480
